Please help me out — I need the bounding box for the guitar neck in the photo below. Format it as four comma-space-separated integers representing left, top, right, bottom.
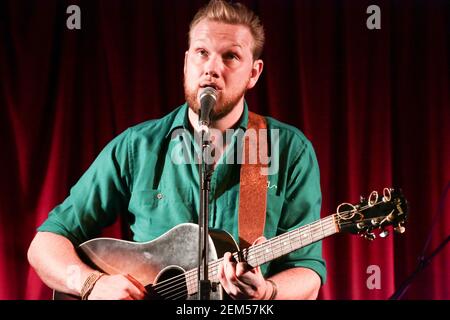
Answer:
184, 214, 339, 295
244, 214, 338, 267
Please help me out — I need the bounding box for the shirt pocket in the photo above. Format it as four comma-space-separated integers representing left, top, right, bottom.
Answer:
129, 187, 196, 241
134, 187, 193, 209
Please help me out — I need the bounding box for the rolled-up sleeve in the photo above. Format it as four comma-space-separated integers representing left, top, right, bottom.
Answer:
270, 139, 326, 284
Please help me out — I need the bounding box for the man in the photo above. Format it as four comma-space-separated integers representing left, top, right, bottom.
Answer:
28, 0, 325, 300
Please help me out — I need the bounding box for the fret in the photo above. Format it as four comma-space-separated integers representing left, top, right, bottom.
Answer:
247, 248, 258, 267
288, 232, 293, 252
281, 234, 288, 255
276, 235, 282, 257
300, 227, 309, 246
300, 225, 310, 245
208, 265, 219, 283
297, 227, 303, 249
323, 217, 333, 237
186, 270, 196, 295
324, 217, 332, 237
314, 221, 322, 241
319, 220, 325, 239
253, 250, 260, 266
308, 224, 313, 243
264, 243, 274, 261
269, 237, 275, 261
286, 233, 292, 253
311, 225, 316, 241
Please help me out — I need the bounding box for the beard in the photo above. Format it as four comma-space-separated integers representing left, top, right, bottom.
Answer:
184, 78, 248, 122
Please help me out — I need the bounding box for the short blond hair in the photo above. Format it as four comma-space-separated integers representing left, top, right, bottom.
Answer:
189, 0, 265, 60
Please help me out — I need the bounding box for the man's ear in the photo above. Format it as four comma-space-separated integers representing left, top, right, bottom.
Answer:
247, 59, 264, 90
184, 51, 188, 75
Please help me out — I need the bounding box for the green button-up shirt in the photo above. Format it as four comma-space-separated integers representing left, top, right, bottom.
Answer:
38, 102, 326, 283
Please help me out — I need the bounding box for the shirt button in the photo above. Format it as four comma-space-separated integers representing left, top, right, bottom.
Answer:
156, 193, 164, 200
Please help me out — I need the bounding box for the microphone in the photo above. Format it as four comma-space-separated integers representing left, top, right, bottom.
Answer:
198, 87, 217, 133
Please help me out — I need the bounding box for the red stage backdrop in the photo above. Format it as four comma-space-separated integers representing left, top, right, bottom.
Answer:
0, 0, 448, 300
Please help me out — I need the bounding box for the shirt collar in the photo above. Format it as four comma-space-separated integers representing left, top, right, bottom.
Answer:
165, 103, 190, 138
166, 101, 249, 138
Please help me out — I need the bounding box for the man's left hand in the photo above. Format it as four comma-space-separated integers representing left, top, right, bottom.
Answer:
217, 238, 269, 300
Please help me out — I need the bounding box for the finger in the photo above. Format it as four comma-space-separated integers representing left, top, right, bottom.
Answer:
218, 259, 230, 288
235, 266, 263, 296
219, 253, 239, 297
126, 274, 148, 294
221, 253, 248, 298
235, 262, 259, 289
235, 261, 252, 278
252, 236, 267, 246
224, 252, 236, 264
219, 259, 238, 298
223, 253, 238, 284
223, 259, 255, 297
124, 274, 146, 300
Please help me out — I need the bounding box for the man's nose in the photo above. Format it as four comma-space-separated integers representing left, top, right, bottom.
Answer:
204, 55, 221, 78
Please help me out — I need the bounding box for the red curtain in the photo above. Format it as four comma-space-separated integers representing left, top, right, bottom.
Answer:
0, 0, 448, 300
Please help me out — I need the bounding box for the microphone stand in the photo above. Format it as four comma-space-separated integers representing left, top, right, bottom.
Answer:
389, 235, 450, 300
198, 128, 214, 300
389, 182, 450, 300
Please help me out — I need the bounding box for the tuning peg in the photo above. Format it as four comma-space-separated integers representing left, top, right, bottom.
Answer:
364, 232, 376, 241
360, 196, 366, 203
394, 223, 406, 234
379, 229, 389, 238
357, 222, 365, 230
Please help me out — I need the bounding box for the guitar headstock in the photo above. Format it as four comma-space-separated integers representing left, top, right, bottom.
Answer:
336, 188, 408, 240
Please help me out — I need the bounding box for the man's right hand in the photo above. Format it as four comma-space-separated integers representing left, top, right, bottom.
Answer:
87, 274, 147, 300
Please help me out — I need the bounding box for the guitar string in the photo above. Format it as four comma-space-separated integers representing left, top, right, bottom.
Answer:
160, 214, 393, 301
152, 219, 339, 298
163, 288, 188, 300
152, 198, 387, 292
181, 222, 337, 293
150, 199, 398, 299
180, 210, 393, 293
157, 219, 369, 300
156, 223, 339, 300
160, 224, 399, 299
161, 212, 384, 300
154, 221, 338, 299
155, 220, 348, 299
152, 218, 337, 295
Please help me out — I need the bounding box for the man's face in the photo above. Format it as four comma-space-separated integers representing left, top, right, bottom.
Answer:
184, 20, 263, 121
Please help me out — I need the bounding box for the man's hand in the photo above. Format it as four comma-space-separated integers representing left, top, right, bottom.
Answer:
218, 237, 272, 300
87, 274, 147, 300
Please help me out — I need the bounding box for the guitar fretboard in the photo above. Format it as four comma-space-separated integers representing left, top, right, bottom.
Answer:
184, 214, 338, 295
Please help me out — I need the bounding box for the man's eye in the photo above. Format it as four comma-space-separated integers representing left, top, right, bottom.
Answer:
224, 53, 238, 60
197, 50, 208, 57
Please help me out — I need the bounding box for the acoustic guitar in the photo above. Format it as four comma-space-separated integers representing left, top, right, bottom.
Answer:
54, 188, 408, 300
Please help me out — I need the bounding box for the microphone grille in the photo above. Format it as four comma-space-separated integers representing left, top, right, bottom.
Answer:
200, 86, 218, 101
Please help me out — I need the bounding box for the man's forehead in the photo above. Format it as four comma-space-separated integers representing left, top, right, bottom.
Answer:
190, 20, 253, 49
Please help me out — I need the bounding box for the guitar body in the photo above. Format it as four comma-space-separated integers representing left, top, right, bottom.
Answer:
53, 223, 239, 300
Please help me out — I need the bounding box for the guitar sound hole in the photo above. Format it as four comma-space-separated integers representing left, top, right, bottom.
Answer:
147, 266, 188, 300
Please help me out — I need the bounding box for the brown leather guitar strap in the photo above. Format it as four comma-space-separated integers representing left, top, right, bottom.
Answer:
238, 111, 268, 249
